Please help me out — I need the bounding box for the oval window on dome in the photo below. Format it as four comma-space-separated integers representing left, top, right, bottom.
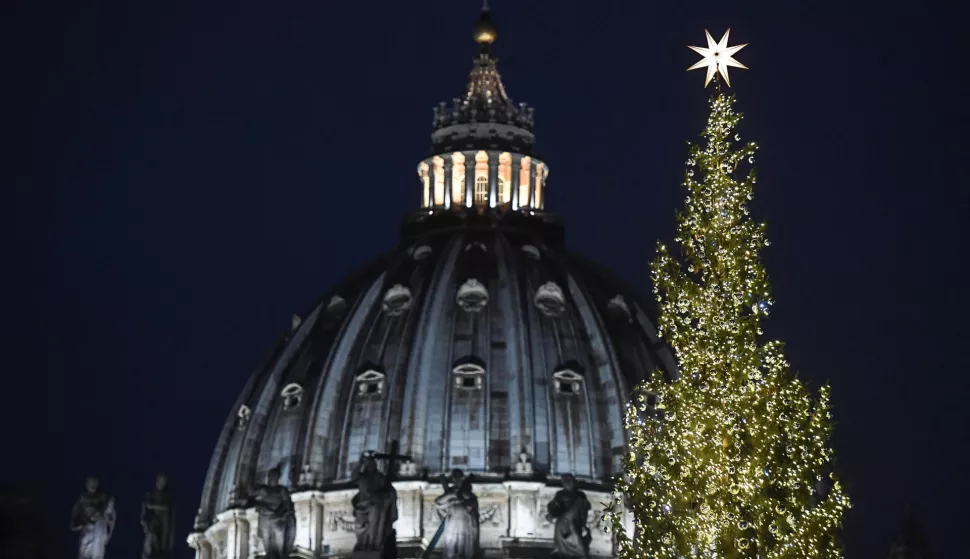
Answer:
607, 294, 632, 321
413, 245, 432, 261
452, 361, 485, 390
456, 279, 489, 312
280, 383, 304, 411
382, 285, 413, 317
553, 368, 583, 395
236, 405, 251, 431
521, 245, 540, 260
534, 281, 566, 317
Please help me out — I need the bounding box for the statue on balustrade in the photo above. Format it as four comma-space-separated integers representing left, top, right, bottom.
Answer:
70, 476, 116, 559
351, 451, 399, 552
246, 466, 296, 559
141, 473, 176, 559
433, 469, 480, 559
546, 474, 592, 559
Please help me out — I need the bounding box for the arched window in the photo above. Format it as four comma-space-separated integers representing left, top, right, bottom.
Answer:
432, 156, 446, 207
498, 152, 512, 206
475, 176, 488, 206
518, 157, 532, 207
418, 162, 430, 208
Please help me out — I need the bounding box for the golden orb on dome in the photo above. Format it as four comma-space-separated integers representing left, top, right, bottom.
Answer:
472, 9, 497, 45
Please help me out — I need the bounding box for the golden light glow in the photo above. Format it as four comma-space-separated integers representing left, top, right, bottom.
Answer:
451, 152, 466, 206
418, 162, 430, 208
432, 156, 445, 206
533, 162, 544, 209
499, 152, 512, 206
688, 29, 748, 87
605, 94, 848, 559
518, 157, 531, 207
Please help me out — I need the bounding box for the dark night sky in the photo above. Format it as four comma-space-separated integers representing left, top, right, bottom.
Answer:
3, 0, 966, 558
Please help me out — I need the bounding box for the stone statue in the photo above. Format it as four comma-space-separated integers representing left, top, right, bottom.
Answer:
141, 473, 176, 559
546, 474, 592, 559
246, 467, 296, 559
433, 469, 479, 559
351, 452, 399, 551
70, 477, 116, 559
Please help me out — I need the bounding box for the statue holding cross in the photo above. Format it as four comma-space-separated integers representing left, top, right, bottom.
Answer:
351, 440, 411, 557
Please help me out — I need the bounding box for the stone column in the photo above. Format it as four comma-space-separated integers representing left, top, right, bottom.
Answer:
187, 533, 213, 559
244, 508, 261, 559
443, 157, 453, 210
487, 152, 498, 208
392, 480, 427, 543
292, 490, 326, 557
216, 509, 251, 559
511, 155, 521, 211
504, 481, 544, 539
465, 151, 475, 208
528, 160, 538, 209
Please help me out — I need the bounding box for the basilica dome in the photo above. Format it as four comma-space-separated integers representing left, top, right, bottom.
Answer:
189, 7, 675, 559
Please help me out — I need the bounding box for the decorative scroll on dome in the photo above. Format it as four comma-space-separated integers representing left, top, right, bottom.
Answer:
534, 281, 566, 317
456, 279, 489, 312
280, 383, 304, 410
382, 285, 412, 316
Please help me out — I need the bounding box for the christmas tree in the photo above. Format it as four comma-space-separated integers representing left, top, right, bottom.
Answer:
606, 33, 849, 559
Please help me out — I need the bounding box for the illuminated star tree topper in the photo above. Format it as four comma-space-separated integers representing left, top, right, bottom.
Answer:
688, 29, 748, 87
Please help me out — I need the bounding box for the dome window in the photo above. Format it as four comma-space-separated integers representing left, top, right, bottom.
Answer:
521, 245, 540, 260
290, 314, 302, 331
453, 362, 485, 390
534, 281, 566, 317
382, 285, 413, 317
456, 279, 489, 312
553, 368, 583, 395
236, 405, 251, 431
326, 295, 347, 316
607, 295, 632, 321
464, 241, 488, 253
413, 245, 432, 261
355, 369, 386, 397
280, 383, 304, 411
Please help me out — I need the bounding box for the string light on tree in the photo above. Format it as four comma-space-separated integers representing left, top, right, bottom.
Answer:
688, 29, 748, 87
605, 33, 849, 558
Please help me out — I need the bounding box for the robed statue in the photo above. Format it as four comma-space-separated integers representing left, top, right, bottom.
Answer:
246, 466, 296, 559
70, 477, 116, 559
546, 474, 591, 559
433, 469, 479, 559
351, 452, 399, 551
141, 473, 176, 559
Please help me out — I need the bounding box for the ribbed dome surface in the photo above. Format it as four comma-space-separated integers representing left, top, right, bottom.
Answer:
194, 211, 676, 528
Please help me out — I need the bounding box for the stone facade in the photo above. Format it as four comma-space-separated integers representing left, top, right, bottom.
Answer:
188, 481, 634, 559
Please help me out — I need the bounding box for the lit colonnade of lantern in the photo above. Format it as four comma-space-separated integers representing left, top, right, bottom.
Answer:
417, 151, 548, 212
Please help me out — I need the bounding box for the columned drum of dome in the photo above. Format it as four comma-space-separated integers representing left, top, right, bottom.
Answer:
187, 6, 676, 559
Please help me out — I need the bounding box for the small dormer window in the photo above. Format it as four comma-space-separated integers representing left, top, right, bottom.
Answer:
521, 245, 540, 260
553, 368, 583, 395
456, 279, 489, 313
607, 295, 632, 321
453, 362, 485, 390
413, 245, 432, 261
326, 295, 347, 317
355, 369, 386, 397
382, 285, 412, 317
291, 314, 302, 331
236, 405, 251, 431
535, 282, 566, 317
464, 241, 487, 253
281, 383, 304, 410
